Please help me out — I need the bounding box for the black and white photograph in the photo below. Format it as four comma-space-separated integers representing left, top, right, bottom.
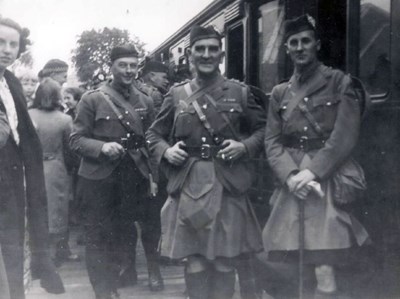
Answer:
0, 0, 397, 298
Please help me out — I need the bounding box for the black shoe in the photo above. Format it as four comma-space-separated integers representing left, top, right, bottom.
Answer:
40, 270, 65, 294
118, 267, 138, 288
148, 267, 164, 292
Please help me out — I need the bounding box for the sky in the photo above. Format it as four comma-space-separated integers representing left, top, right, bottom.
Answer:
0, 0, 214, 72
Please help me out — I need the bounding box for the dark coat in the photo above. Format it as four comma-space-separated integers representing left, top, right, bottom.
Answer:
70, 82, 155, 180
0, 70, 51, 299
146, 74, 266, 196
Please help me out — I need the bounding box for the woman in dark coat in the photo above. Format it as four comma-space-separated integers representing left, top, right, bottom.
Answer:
0, 17, 64, 298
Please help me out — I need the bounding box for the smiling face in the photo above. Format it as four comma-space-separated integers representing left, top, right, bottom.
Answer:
286, 30, 320, 69
189, 38, 224, 77
111, 56, 138, 86
63, 91, 78, 110
0, 24, 20, 72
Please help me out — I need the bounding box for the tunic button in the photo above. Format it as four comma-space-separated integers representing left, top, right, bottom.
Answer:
304, 97, 309, 102
303, 126, 308, 131
230, 108, 235, 112
326, 102, 332, 106
106, 116, 110, 120
282, 105, 287, 110
125, 111, 129, 114
126, 122, 130, 125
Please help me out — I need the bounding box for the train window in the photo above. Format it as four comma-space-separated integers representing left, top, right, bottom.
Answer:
226, 23, 244, 81
257, 0, 285, 93
359, 0, 391, 96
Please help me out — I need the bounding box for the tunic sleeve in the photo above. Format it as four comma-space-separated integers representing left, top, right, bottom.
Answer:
240, 87, 266, 158
308, 75, 360, 179
145, 90, 177, 165
264, 85, 300, 184
69, 93, 105, 159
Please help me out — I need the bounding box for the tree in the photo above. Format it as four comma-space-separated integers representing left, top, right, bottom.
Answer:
71, 27, 147, 86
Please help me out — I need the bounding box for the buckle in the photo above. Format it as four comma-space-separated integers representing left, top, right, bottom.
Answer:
200, 144, 211, 159
299, 136, 308, 151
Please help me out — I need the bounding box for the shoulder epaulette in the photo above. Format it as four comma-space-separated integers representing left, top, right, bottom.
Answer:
228, 78, 247, 87
278, 77, 290, 84
172, 79, 191, 88
84, 89, 101, 96
135, 84, 152, 97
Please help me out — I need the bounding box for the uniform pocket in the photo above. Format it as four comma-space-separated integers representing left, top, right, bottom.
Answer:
174, 105, 196, 140
94, 110, 120, 136
216, 102, 243, 123
311, 96, 341, 109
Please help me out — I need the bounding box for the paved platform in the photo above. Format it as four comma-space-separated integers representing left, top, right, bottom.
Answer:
25, 229, 266, 299
26, 229, 187, 299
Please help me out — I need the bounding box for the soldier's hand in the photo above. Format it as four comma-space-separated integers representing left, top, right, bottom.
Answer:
101, 142, 125, 160
287, 169, 316, 193
217, 139, 246, 161
293, 184, 312, 200
164, 141, 188, 166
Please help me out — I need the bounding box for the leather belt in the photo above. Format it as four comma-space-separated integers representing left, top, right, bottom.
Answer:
281, 136, 326, 152
94, 135, 145, 150
183, 144, 222, 160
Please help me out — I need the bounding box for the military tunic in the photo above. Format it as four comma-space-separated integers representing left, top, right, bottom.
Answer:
136, 81, 165, 115
146, 74, 265, 260
262, 63, 370, 264
70, 81, 154, 296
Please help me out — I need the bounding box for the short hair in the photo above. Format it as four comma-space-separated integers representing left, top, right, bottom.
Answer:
64, 87, 84, 102
0, 17, 31, 58
15, 68, 37, 81
32, 78, 63, 111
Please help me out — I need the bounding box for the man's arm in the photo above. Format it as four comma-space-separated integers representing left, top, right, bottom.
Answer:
146, 89, 185, 165
265, 86, 300, 185
240, 86, 267, 158
69, 93, 106, 159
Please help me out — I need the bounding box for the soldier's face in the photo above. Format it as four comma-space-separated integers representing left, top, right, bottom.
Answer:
0, 24, 20, 71
111, 57, 138, 86
286, 30, 320, 68
189, 38, 224, 77
150, 71, 169, 93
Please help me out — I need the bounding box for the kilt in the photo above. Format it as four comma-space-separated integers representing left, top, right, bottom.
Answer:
160, 160, 262, 260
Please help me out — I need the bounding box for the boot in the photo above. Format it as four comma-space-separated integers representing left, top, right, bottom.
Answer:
236, 256, 262, 299
185, 269, 211, 299
147, 260, 164, 291
210, 270, 236, 299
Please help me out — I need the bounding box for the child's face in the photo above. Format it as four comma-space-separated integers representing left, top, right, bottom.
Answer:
63, 92, 78, 110
21, 76, 38, 98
